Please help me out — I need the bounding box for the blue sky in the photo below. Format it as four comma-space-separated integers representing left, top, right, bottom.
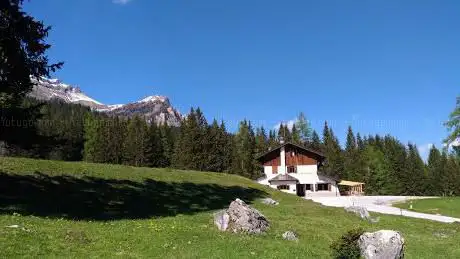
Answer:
25, 0, 459, 158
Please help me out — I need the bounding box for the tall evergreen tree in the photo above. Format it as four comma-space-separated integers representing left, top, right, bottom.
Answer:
295, 112, 312, 144
123, 116, 148, 166
402, 144, 426, 195
267, 130, 278, 149
291, 124, 301, 144
444, 96, 460, 157
344, 126, 358, 180
145, 121, 166, 167
321, 122, 344, 179
232, 120, 257, 178
309, 130, 321, 151
426, 145, 443, 195
204, 120, 225, 172
1, 0, 63, 149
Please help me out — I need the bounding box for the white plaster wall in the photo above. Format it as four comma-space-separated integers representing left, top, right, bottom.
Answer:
296, 165, 317, 174
263, 166, 272, 175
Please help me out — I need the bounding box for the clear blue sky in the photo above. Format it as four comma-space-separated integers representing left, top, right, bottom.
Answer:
25, 0, 459, 158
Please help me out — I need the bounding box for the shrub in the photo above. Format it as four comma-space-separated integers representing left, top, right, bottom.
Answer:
330, 228, 365, 259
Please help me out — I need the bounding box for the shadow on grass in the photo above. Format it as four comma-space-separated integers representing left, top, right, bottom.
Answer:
0, 171, 267, 220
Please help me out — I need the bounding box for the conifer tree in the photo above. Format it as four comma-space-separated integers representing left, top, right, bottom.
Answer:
444, 96, 460, 157
145, 121, 165, 167
1, 0, 63, 148
402, 144, 426, 195
220, 121, 232, 172
361, 145, 386, 194
232, 120, 256, 178
204, 119, 225, 172
344, 126, 358, 180
291, 124, 301, 144
356, 133, 365, 151
123, 116, 148, 166
309, 130, 322, 151
295, 112, 312, 144
159, 123, 174, 167
267, 130, 278, 149
427, 145, 443, 195
321, 122, 344, 179
83, 112, 98, 162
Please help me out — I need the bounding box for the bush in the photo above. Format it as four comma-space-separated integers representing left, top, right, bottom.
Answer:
330, 228, 365, 259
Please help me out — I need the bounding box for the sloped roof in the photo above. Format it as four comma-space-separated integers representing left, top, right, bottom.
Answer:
268, 174, 299, 183
256, 142, 325, 161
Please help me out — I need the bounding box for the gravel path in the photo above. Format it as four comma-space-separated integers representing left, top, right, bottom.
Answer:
309, 196, 460, 223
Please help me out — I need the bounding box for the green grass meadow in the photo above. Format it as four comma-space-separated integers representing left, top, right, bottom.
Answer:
395, 197, 460, 219
1, 157, 460, 258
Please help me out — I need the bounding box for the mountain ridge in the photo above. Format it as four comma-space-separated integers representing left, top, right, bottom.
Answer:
28, 76, 182, 126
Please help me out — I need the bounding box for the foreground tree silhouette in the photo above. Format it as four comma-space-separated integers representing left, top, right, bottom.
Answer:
445, 96, 460, 157
0, 0, 63, 148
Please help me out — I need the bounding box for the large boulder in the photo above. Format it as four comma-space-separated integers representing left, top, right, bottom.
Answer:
214, 198, 270, 234
358, 230, 405, 259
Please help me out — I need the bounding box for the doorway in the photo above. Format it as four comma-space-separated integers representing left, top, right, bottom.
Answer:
296, 184, 305, 196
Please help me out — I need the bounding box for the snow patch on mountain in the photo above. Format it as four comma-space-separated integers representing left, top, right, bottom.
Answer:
138, 95, 168, 103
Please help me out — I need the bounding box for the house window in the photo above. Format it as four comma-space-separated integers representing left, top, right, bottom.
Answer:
287, 166, 297, 173
305, 184, 312, 191
317, 183, 330, 191
277, 185, 290, 190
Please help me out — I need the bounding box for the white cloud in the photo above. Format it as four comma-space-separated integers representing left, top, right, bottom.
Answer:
112, 0, 132, 5
273, 118, 297, 131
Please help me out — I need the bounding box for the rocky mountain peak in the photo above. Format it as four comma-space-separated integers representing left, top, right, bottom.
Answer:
28, 77, 182, 126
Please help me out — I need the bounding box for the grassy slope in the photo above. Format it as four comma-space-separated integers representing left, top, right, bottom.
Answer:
395, 198, 460, 219
1, 157, 460, 258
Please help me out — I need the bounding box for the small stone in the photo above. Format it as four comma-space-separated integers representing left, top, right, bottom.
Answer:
261, 198, 279, 206
6, 224, 19, 228
214, 210, 230, 231
345, 206, 379, 223
433, 232, 449, 238
282, 231, 299, 241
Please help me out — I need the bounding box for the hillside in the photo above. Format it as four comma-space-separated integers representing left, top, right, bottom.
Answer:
0, 157, 459, 258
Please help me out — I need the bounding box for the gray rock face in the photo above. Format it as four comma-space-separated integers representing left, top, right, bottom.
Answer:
345, 206, 380, 223
214, 198, 270, 234
282, 231, 298, 241
261, 198, 279, 206
358, 230, 405, 259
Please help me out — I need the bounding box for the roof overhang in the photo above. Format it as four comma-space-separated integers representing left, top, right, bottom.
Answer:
256, 142, 325, 161
338, 180, 365, 186
268, 174, 299, 183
